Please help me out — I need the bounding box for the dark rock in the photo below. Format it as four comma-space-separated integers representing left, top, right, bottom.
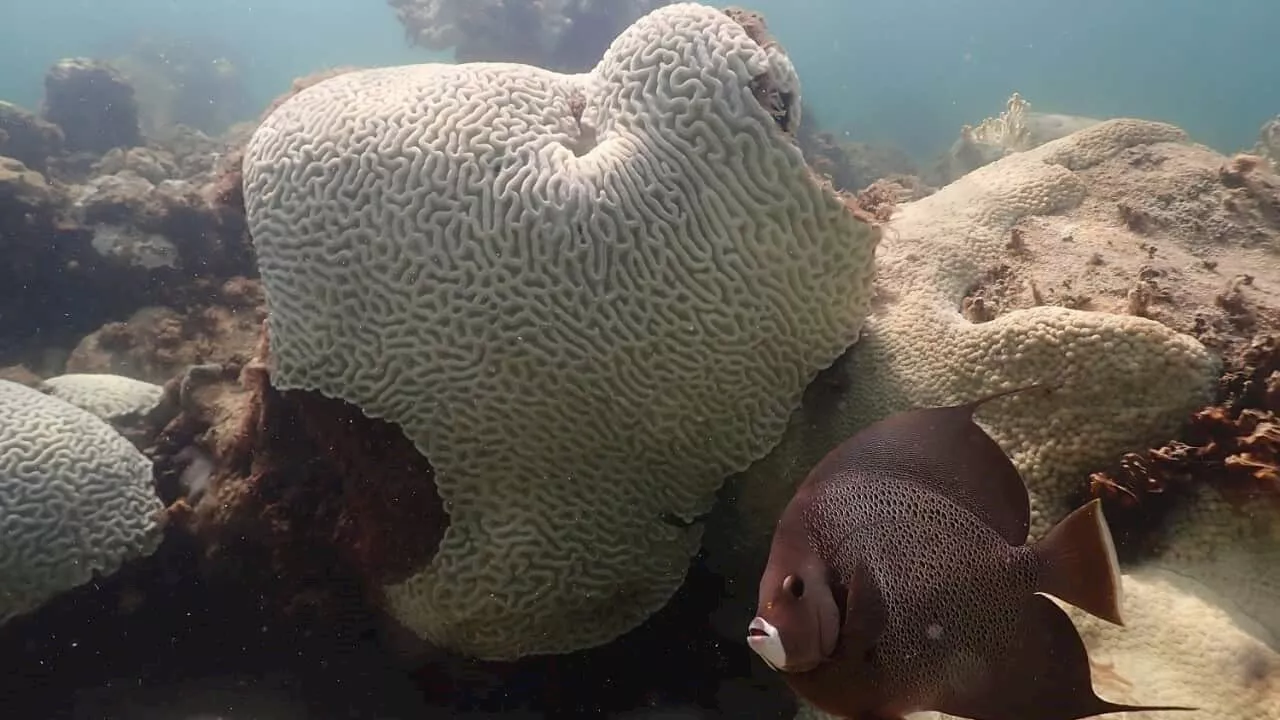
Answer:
41, 58, 142, 155
0, 101, 64, 172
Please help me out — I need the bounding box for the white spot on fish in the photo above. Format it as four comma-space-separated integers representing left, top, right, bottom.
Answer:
926, 622, 944, 641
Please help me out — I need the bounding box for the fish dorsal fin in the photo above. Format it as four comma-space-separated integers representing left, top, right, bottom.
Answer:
936, 594, 1196, 720
810, 387, 1037, 545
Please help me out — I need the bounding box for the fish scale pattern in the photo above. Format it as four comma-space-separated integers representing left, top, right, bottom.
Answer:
241, 2, 879, 658
0, 379, 164, 627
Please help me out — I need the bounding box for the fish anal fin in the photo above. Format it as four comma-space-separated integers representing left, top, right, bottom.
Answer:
936, 594, 1195, 720
1033, 498, 1125, 626
809, 386, 1045, 546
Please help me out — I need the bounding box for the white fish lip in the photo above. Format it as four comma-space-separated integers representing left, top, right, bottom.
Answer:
747, 616, 787, 672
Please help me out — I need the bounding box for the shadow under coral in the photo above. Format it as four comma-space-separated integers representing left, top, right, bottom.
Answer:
0, 328, 788, 718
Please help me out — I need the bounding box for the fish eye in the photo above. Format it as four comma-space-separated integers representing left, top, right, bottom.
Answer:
782, 574, 805, 599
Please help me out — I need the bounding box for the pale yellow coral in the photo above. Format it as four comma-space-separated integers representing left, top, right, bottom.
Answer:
794, 570, 1280, 720
708, 121, 1218, 608
1144, 485, 1280, 642
963, 91, 1033, 152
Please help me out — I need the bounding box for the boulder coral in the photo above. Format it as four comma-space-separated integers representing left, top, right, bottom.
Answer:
0, 379, 165, 627
1092, 334, 1280, 643
711, 120, 1221, 604
238, 3, 879, 659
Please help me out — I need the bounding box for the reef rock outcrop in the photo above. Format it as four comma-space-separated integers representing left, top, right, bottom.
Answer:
41, 58, 142, 155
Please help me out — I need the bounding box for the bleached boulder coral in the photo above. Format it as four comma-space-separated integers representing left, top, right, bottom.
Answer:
0, 379, 165, 626
40, 372, 165, 422
794, 570, 1280, 720
711, 120, 1220, 601
1147, 486, 1280, 642
241, 3, 879, 658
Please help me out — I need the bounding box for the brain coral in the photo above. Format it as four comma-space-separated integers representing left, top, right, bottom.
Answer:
241, 3, 878, 657
0, 379, 164, 626
707, 120, 1220, 624
40, 372, 164, 422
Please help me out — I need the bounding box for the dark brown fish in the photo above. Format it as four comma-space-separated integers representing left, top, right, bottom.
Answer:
746, 387, 1195, 720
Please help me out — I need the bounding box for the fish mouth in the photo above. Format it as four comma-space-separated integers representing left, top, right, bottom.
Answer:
746, 616, 787, 672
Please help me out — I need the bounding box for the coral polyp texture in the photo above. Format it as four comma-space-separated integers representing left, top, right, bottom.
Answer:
709, 120, 1223, 606
40, 372, 165, 422
0, 379, 164, 627
241, 3, 878, 658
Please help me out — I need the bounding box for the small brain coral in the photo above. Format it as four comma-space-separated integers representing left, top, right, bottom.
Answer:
242, 3, 878, 658
40, 372, 164, 422
0, 379, 164, 626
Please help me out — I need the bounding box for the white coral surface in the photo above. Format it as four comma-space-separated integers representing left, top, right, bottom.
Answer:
0, 379, 164, 626
242, 3, 878, 657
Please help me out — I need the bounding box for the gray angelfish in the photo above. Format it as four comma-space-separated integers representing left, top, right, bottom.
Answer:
746, 386, 1195, 720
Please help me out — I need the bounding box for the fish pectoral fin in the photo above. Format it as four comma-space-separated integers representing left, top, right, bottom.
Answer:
934, 594, 1196, 720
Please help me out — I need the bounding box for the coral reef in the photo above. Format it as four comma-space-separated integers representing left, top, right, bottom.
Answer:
64, 278, 263, 384
41, 58, 142, 155
711, 120, 1222, 594
720, 118, 1280, 719
238, 2, 879, 659
0, 61, 254, 369
387, 0, 672, 71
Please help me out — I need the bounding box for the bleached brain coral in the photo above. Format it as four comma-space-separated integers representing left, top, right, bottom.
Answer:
0, 379, 164, 626
40, 373, 164, 422
242, 3, 878, 658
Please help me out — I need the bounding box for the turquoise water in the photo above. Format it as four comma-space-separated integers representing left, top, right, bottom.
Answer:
1, 0, 1275, 157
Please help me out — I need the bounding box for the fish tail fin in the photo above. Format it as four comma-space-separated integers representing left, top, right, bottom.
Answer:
1032, 498, 1126, 626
